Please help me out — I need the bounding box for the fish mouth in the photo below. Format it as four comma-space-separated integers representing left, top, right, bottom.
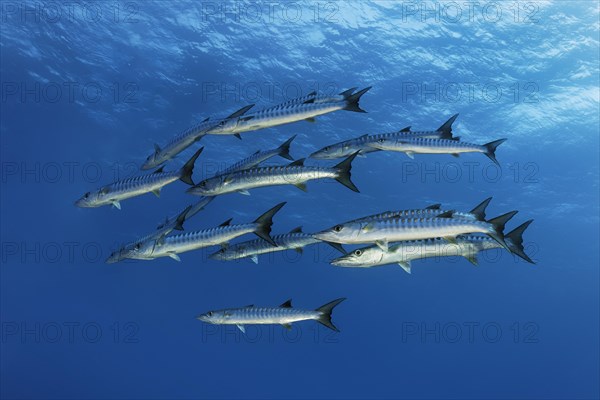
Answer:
187, 186, 208, 195
74, 199, 91, 208
105, 255, 121, 264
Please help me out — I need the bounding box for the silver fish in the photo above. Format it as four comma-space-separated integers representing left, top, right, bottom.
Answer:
313, 210, 518, 252
75, 148, 203, 209
348, 198, 493, 224
157, 135, 297, 229
105, 205, 192, 264
197, 298, 346, 333
204, 87, 371, 136
127, 202, 286, 261
188, 153, 360, 196
309, 114, 459, 159
369, 137, 507, 165
209, 226, 345, 264
273, 88, 357, 108
331, 220, 535, 273
141, 105, 254, 170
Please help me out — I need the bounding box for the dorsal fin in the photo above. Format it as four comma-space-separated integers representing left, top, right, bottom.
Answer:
153, 166, 165, 174
219, 218, 233, 227
436, 211, 454, 218
303, 98, 315, 104
244, 304, 254, 308
425, 203, 441, 210
289, 226, 303, 234
226, 104, 255, 119
202, 117, 210, 122
253, 150, 260, 155
288, 158, 305, 167
279, 299, 292, 308
400, 126, 411, 133
153, 143, 161, 153
339, 87, 357, 98
307, 90, 317, 96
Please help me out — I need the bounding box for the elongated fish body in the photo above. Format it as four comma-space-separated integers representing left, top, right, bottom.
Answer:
331, 219, 535, 271
75, 148, 203, 209
219, 135, 296, 175
369, 137, 507, 165
314, 210, 518, 252
209, 230, 320, 263
106, 205, 192, 264
190, 153, 359, 196
142, 223, 261, 259
205, 87, 371, 136
142, 104, 256, 169
191, 165, 335, 196
309, 129, 445, 159
347, 197, 494, 224
197, 298, 346, 332
131, 202, 286, 261
310, 113, 460, 159
273, 88, 356, 108
141, 119, 217, 170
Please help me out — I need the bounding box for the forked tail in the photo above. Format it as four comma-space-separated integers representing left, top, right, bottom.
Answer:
315, 298, 346, 332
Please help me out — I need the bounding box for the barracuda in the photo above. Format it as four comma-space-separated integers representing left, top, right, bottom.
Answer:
275, 88, 358, 107
330, 220, 534, 273
348, 198, 493, 224
369, 137, 507, 165
105, 205, 192, 264
309, 114, 459, 159
204, 87, 371, 136
141, 105, 254, 170
313, 210, 518, 252
157, 136, 296, 229
209, 226, 345, 264
197, 298, 346, 333
128, 202, 286, 261
188, 152, 360, 196
75, 148, 203, 210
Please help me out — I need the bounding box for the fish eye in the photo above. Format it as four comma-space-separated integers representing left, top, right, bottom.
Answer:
84, 192, 90, 198
200, 181, 206, 187
333, 225, 343, 232
354, 249, 362, 256
207, 311, 213, 316
134, 243, 141, 250
324, 146, 330, 151
219, 121, 225, 126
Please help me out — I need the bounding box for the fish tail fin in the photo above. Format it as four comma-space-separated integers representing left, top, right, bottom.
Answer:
483, 139, 507, 166
334, 152, 360, 192
506, 219, 535, 264
487, 210, 518, 252
437, 113, 459, 140
315, 298, 346, 332
278, 135, 296, 161
172, 205, 192, 231
343, 86, 371, 113
253, 202, 286, 246
469, 197, 493, 221
179, 147, 204, 185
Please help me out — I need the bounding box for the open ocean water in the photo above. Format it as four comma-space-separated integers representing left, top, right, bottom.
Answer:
1, 1, 599, 399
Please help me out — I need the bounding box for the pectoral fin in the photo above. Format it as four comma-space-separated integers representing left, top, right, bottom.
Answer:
405, 152, 415, 159
443, 236, 458, 245
234, 133, 242, 140
398, 261, 412, 274
463, 254, 479, 266
294, 183, 307, 192
168, 253, 181, 262
238, 190, 251, 196
375, 240, 389, 252
281, 323, 292, 330
151, 189, 161, 198
111, 200, 121, 210
236, 324, 246, 334
250, 255, 259, 264
305, 117, 316, 123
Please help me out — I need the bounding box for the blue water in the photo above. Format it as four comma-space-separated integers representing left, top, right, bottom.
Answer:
1, 1, 599, 399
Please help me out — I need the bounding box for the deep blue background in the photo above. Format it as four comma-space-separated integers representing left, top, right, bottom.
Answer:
1, 1, 599, 399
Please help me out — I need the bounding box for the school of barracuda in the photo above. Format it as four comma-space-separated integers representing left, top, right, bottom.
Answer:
76, 86, 534, 333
